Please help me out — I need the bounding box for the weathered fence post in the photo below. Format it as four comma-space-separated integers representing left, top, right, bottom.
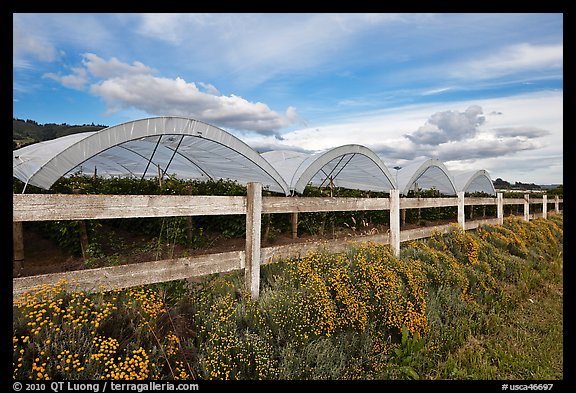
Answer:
542, 194, 547, 219
79, 221, 90, 258
497, 192, 504, 225
457, 191, 465, 230
389, 189, 400, 257
72, 189, 90, 257
555, 196, 559, 213
13, 221, 24, 274
245, 182, 262, 300
524, 193, 530, 221
291, 212, 299, 239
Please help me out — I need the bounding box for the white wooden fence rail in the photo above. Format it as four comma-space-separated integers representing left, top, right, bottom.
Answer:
13, 185, 562, 299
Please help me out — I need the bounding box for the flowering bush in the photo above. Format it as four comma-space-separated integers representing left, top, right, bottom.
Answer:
13, 215, 562, 380
13, 283, 193, 380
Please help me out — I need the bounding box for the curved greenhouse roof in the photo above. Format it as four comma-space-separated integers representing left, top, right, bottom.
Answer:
261, 144, 396, 194
395, 158, 457, 196
452, 169, 496, 195
13, 116, 496, 197
13, 117, 290, 195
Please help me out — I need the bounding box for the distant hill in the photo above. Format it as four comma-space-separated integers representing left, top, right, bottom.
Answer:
13, 118, 107, 149
493, 177, 543, 190
493, 178, 562, 194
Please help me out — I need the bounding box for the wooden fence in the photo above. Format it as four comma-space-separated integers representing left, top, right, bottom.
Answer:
12, 184, 563, 299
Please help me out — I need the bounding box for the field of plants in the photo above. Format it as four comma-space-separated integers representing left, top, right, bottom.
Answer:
13, 210, 563, 380
14, 175, 547, 265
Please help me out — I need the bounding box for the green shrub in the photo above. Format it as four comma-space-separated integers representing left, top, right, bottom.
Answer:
13, 215, 563, 380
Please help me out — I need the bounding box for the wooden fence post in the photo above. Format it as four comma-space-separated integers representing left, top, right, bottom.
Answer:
245, 182, 262, 300
457, 191, 465, 230
555, 196, 559, 213
291, 212, 298, 239
497, 192, 504, 225
524, 194, 530, 221
72, 189, 90, 257
13, 221, 24, 274
542, 194, 547, 219
79, 221, 90, 258
389, 189, 400, 257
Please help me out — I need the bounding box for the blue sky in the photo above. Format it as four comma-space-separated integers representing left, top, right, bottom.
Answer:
13, 13, 563, 184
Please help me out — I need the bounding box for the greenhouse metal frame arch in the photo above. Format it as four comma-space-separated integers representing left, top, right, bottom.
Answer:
453, 169, 496, 195
13, 116, 498, 198
396, 158, 458, 196
262, 144, 397, 195
13, 117, 291, 195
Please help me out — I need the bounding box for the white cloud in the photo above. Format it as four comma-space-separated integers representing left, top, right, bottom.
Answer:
89, 74, 297, 135
405, 105, 485, 145
450, 43, 563, 80
12, 14, 562, 185
43, 66, 88, 90
13, 23, 58, 65
135, 13, 209, 44
492, 127, 550, 138
132, 13, 423, 86
41, 54, 296, 135
276, 91, 562, 183
81, 53, 155, 78
198, 82, 220, 96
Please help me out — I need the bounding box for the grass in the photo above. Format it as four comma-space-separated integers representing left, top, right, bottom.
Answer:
428, 252, 563, 380
13, 214, 563, 381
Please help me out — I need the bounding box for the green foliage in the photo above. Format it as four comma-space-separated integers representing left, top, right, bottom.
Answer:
388, 325, 428, 379
13, 118, 107, 149
17, 177, 248, 253
26, 220, 102, 256
298, 185, 390, 236
13, 215, 562, 380
12, 166, 563, 381
14, 174, 560, 252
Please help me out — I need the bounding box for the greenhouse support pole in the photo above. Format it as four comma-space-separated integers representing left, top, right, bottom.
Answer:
497, 193, 504, 225
524, 194, 530, 221
389, 189, 400, 257
542, 194, 547, 219
245, 182, 262, 300
457, 191, 465, 230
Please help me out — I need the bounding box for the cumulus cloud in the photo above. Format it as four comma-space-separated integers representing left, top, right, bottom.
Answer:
394, 105, 552, 163
43, 66, 88, 90
405, 105, 485, 145
287, 101, 553, 170
198, 82, 220, 96
81, 53, 155, 78
390, 104, 553, 164
43, 53, 298, 136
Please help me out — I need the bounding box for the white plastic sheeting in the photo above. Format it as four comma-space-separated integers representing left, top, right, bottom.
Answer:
13, 116, 496, 196
395, 158, 458, 196
13, 117, 290, 195
452, 170, 496, 195
261, 144, 396, 195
